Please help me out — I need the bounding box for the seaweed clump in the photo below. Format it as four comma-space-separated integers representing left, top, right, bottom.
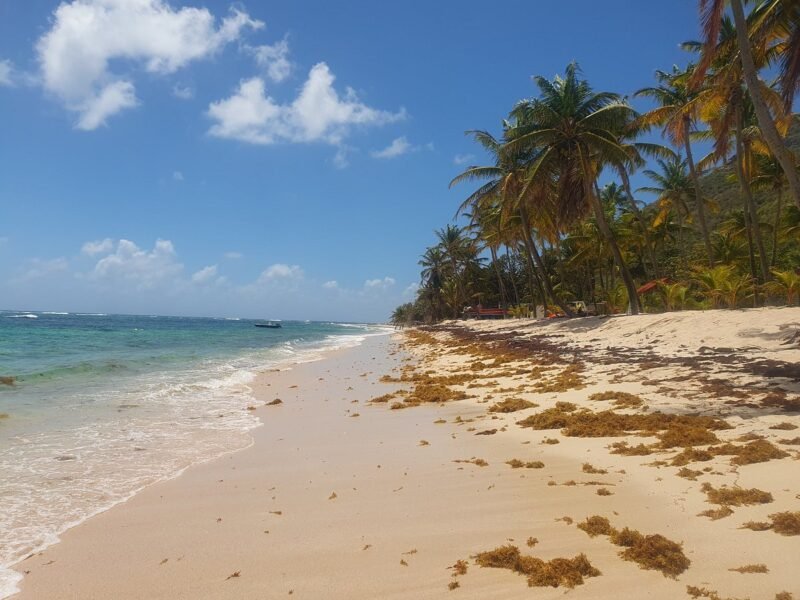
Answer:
588, 391, 645, 409
728, 564, 768, 573
575, 516, 690, 577
611, 528, 690, 578
506, 459, 544, 469
577, 516, 614, 537
697, 506, 734, 520
473, 545, 600, 588
518, 407, 728, 439
769, 511, 800, 535
489, 398, 537, 413
700, 483, 773, 506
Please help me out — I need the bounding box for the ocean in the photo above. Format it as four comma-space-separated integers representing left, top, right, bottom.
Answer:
0, 311, 390, 597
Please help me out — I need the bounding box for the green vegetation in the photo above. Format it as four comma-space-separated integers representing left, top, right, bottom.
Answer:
392, 4, 800, 326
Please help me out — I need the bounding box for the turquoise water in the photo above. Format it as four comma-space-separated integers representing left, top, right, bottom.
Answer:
0, 311, 388, 597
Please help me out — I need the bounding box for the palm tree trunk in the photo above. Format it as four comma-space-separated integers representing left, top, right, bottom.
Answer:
730, 0, 800, 210
771, 187, 783, 267
683, 119, 715, 264
581, 158, 640, 314
518, 237, 546, 314
733, 104, 772, 286
505, 245, 521, 305
517, 206, 573, 317
618, 165, 656, 278
489, 245, 508, 307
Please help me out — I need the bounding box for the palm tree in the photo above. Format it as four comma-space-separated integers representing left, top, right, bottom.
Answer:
635, 65, 714, 264
686, 15, 788, 285
638, 157, 693, 255
449, 130, 572, 315
505, 63, 642, 314
462, 200, 509, 307
766, 268, 800, 305
434, 224, 472, 311
753, 151, 790, 266
694, 0, 800, 209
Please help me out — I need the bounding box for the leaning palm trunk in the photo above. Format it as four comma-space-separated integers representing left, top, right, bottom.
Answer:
618, 166, 656, 278
683, 118, 715, 264
771, 187, 783, 266
517, 207, 573, 316
519, 238, 546, 312
580, 157, 641, 314
734, 118, 771, 286
730, 0, 800, 210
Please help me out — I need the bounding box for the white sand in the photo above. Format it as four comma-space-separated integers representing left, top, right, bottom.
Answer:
12, 308, 800, 599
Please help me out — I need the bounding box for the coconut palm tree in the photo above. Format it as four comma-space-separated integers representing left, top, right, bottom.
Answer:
638, 157, 694, 255
505, 63, 642, 314
753, 151, 791, 265
434, 224, 473, 311
686, 15, 789, 285
635, 65, 715, 264
694, 0, 800, 209
449, 130, 572, 315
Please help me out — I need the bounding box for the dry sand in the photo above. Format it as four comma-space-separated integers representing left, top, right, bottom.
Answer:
12, 308, 800, 599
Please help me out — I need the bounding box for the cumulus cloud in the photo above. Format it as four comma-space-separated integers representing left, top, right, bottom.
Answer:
453, 153, 475, 166
0, 59, 14, 86
249, 37, 291, 83
37, 0, 263, 129
207, 63, 405, 146
322, 280, 339, 289
81, 238, 114, 256
258, 263, 303, 281
76, 81, 139, 130
191, 264, 218, 284
371, 136, 411, 159
172, 84, 194, 100
90, 239, 183, 289
364, 276, 395, 290
224, 251, 243, 259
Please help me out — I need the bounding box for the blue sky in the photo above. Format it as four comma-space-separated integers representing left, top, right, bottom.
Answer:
0, 1, 702, 322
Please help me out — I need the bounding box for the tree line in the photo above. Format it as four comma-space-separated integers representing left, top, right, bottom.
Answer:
392, 0, 800, 326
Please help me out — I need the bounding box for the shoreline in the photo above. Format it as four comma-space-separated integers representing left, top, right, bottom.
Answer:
2, 327, 390, 599
11, 308, 800, 599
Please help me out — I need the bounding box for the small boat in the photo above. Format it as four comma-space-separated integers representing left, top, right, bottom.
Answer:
254, 320, 282, 329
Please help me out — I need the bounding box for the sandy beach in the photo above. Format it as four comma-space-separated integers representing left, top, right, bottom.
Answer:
12, 308, 800, 599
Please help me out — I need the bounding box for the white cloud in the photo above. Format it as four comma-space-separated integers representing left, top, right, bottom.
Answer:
403, 282, 420, 298
224, 251, 243, 259
172, 84, 194, 100
332, 145, 351, 169
90, 239, 182, 289
15, 257, 69, 282
37, 0, 263, 129
453, 153, 475, 166
371, 136, 411, 159
364, 276, 395, 290
81, 238, 114, 256
191, 264, 218, 284
0, 59, 14, 86
75, 80, 138, 130
207, 63, 405, 146
322, 280, 339, 289
249, 38, 291, 83
172, 170, 184, 181
258, 263, 303, 281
